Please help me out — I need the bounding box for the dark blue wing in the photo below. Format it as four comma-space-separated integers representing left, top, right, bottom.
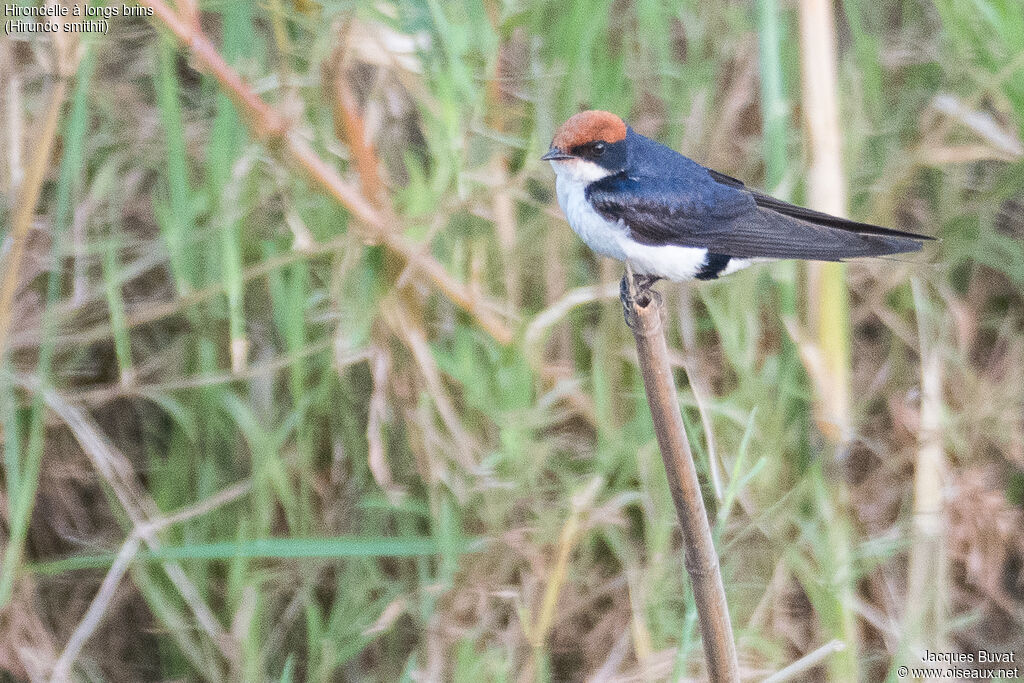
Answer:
706, 168, 934, 241
586, 172, 930, 260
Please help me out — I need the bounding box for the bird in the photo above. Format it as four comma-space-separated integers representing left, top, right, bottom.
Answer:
543, 110, 933, 294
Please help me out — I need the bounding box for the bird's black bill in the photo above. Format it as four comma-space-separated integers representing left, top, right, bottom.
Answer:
542, 149, 573, 161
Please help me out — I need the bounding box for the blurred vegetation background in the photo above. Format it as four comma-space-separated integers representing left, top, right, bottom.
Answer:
1, 0, 1023, 680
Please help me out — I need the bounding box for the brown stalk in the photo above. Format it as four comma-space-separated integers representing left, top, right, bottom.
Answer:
622, 281, 739, 682
137, 0, 513, 344
327, 50, 385, 207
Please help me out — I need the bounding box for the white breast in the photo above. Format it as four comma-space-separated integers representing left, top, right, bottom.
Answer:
552, 163, 715, 282
556, 172, 629, 260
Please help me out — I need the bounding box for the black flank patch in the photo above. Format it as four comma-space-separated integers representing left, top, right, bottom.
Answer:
695, 252, 731, 280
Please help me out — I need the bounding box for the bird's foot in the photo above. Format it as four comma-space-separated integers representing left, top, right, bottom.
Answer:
634, 274, 660, 296
620, 270, 661, 327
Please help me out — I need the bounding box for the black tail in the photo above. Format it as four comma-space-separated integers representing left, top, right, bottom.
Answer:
751, 191, 934, 244
748, 208, 928, 261
704, 167, 934, 260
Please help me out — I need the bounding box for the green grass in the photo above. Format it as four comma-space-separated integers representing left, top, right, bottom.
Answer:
31, 535, 481, 574
1, 0, 1023, 680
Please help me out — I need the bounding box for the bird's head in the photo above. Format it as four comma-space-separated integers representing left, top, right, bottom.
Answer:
543, 110, 628, 183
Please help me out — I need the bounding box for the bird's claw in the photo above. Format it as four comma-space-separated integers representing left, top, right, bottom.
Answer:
620, 271, 660, 327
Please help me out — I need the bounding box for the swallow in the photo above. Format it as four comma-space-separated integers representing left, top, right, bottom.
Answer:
543, 110, 932, 290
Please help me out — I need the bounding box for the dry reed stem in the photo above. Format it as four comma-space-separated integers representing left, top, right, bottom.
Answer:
796, 3, 861, 678
0, 78, 67, 362
136, 0, 513, 344
622, 282, 739, 682
905, 277, 948, 649
797, 0, 851, 440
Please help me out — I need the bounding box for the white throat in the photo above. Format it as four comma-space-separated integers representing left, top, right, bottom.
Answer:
551, 160, 628, 262
547, 158, 615, 185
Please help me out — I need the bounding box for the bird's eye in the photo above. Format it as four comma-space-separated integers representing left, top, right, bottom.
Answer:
591, 142, 606, 156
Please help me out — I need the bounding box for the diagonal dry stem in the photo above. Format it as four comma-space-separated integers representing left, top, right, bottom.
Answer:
762, 639, 846, 683
136, 0, 513, 344
14, 376, 241, 673
326, 41, 385, 208
48, 480, 251, 681
48, 534, 142, 682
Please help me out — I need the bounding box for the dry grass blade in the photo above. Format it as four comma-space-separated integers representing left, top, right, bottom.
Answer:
9, 233, 357, 352
48, 534, 142, 682
524, 280, 619, 361
622, 282, 739, 682
61, 340, 364, 406
382, 298, 477, 470
144, 479, 252, 535
366, 347, 403, 498
0, 582, 60, 681
930, 94, 1024, 161
588, 627, 633, 683
523, 476, 603, 649
761, 639, 846, 683
0, 78, 67, 361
